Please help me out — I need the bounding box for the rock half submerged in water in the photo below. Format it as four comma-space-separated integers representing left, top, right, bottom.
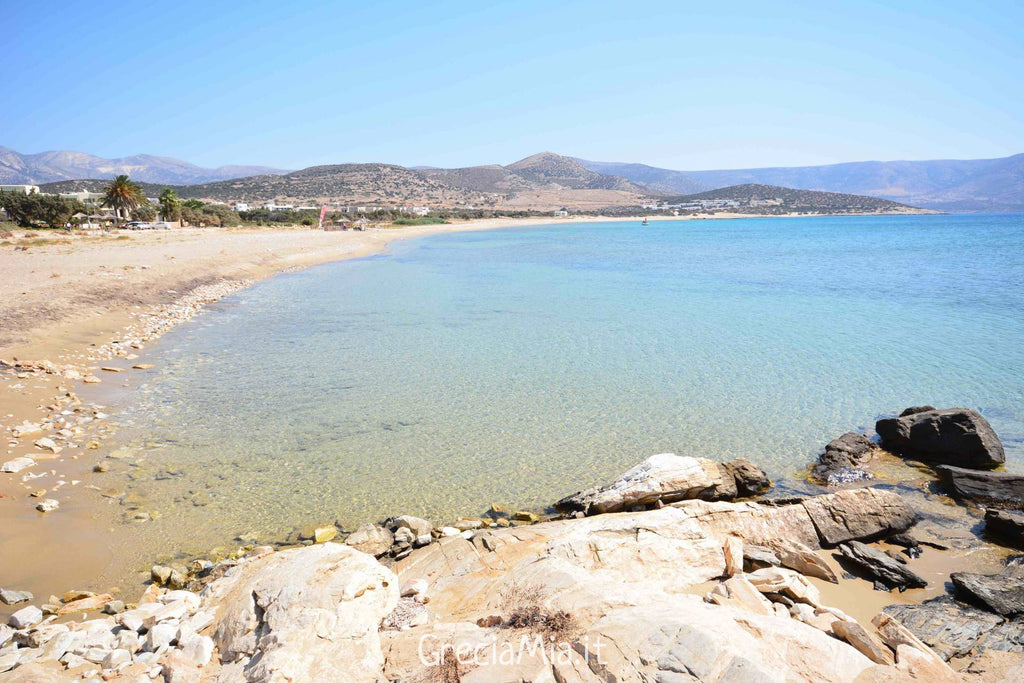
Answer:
936, 465, 1024, 508
553, 453, 770, 515
876, 407, 1005, 469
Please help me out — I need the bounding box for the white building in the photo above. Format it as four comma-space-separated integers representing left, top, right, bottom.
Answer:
57, 190, 106, 207
0, 184, 40, 195
232, 202, 250, 212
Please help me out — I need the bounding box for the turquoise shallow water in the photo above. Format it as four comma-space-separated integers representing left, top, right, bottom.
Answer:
102, 214, 1024, 550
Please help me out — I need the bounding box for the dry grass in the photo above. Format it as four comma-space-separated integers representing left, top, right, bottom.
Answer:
434, 648, 461, 683
498, 581, 579, 637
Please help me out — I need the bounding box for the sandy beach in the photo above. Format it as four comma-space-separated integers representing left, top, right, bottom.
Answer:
1, 216, 1021, 681
0, 218, 589, 360
1, 215, 681, 600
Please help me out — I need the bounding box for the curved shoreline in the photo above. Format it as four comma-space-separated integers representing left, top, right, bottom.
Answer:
0, 214, 1015, 619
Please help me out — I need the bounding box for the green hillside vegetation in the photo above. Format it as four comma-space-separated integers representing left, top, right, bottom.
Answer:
658, 184, 917, 214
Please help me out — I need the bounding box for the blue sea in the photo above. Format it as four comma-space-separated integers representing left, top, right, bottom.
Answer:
100, 213, 1024, 549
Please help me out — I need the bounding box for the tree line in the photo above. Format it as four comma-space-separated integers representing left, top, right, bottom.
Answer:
2, 174, 563, 230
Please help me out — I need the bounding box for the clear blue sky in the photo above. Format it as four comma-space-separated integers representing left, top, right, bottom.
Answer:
5, 0, 1022, 171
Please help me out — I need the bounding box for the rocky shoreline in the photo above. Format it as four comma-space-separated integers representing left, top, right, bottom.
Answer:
2, 405, 1023, 681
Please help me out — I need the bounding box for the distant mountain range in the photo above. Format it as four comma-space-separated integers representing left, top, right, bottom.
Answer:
10, 145, 1022, 211
41, 164, 917, 218
577, 154, 1024, 212
0, 146, 289, 186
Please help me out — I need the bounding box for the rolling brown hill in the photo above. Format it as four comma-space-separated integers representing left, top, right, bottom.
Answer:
39, 153, 655, 210
506, 152, 645, 191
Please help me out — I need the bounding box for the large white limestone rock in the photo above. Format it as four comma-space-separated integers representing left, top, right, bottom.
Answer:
202, 543, 398, 682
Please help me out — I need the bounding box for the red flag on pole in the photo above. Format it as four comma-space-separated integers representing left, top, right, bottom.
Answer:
318, 205, 328, 230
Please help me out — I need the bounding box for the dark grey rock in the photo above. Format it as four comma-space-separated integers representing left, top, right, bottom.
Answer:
936, 465, 1024, 508
824, 432, 876, 468
975, 620, 1024, 654
985, 509, 1024, 549
837, 540, 927, 590
875, 407, 1004, 469
902, 546, 922, 560
887, 533, 919, 548
882, 596, 1003, 660
951, 572, 1024, 618
812, 432, 877, 483
723, 457, 771, 497
899, 406, 936, 417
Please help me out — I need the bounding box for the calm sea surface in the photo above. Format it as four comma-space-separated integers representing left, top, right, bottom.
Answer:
97, 214, 1024, 554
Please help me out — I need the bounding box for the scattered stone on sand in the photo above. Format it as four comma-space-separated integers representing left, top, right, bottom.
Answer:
951, 571, 1024, 618
876, 407, 1005, 469
32, 437, 61, 453
0, 589, 33, 605
10, 422, 44, 438
8, 605, 43, 629
100, 366, 124, 373
34, 499, 59, 513
837, 540, 927, 590
313, 526, 338, 544
1, 457, 34, 474
57, 593, 113, 615
936, 465, 1024, 507
132, 363, 155, 370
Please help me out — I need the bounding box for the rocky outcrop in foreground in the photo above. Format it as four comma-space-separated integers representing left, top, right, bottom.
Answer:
0, 484, 947, 681
4, 426, 1024, 681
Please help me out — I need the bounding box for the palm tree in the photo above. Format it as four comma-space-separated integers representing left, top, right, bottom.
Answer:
102, 175, 147, 224
158, 188, 181, 222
